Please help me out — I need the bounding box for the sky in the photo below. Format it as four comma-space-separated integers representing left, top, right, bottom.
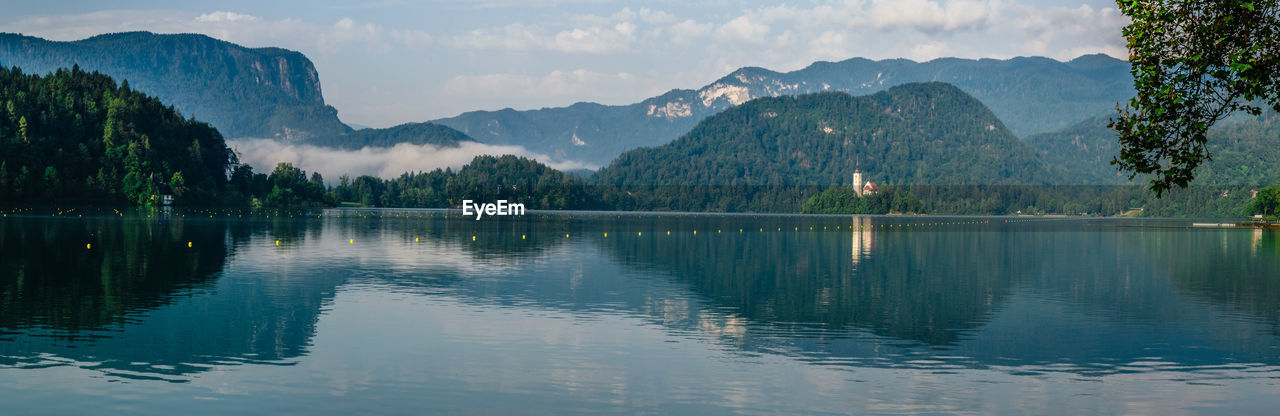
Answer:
0, 0, 1129, 129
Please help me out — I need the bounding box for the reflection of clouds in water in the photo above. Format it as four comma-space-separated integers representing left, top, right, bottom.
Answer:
228, 139, 596, 182
232, 228, 565, 277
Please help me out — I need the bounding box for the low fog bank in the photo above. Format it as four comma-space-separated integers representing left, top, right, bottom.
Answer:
227, 139, 597, 182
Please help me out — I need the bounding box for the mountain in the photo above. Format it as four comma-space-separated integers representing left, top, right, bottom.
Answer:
305, 122, 473, 150
593, 83, 1053, 187
0, 31, 350, 141
435, 54, 1133, 166
1026, 112, 1280, 188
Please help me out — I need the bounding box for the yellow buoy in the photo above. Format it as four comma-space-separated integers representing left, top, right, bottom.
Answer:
276, 240, 280, 246
604, 232, 608, 237
565, 234, 570, 238
472, 236, 476, 241
86, 243, 91, 249
522, 234, 526, 239
667, 231, 670, 235
638, 232, 642, 236
187, 242, 192, 248
350, 239, 355, 244
415, 237, 419, 242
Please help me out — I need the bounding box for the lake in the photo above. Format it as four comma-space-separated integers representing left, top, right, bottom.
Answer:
2, 208, 1279, 415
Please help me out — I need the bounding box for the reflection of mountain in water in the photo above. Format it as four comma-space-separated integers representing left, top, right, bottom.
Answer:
431, 215, 1280, 375
4, 212, 1280, 382
1156, 228, 1280, 335
0, 214, 345, 380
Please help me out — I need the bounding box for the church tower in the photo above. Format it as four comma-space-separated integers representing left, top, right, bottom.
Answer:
851, 160, 864, 198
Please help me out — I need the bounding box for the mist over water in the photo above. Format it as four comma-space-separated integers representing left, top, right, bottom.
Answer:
227, 139, 596, 181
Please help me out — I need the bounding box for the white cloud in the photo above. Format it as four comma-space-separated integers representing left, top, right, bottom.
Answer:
715, 15, 770, 44
449, 20, 636, 54
0, 9, 413, 55
667, 19, 713, 46
228, 139, 595, 181
866, 0, 994, 32
808, 31, 852, 61
909, 40, 951, 60
194, 11, 258, 23
441, 69, 635, 101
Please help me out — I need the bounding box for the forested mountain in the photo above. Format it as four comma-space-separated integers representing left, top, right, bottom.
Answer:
1026, 112, 1280, 188
0, 32, 350, 140
306, 122, 473, 150
0, 66, 234, 206
435, 54, 1132, 166
593, 83, 1053, 187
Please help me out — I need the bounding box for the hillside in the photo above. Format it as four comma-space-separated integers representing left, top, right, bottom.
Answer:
435, 54, 1132, 166
0, 66, 233, 206
0, 32, 350, 140
1026, 112, 1280, 187
305, 122, 473, 150
593, 83, 1053, 187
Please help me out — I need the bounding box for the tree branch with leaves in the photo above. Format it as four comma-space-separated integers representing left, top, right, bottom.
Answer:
1111, 0, 1280, 195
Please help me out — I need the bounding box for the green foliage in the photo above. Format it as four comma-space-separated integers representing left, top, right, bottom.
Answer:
1029, 111, 1280, 187
1112, 0, 1280, 195
328, 155, 597, 210
223, 162, 331, 208
1250, 183, 1280, 217
801, 187, 924, 214
0, 32, 350, 140
595, 84, 1053, 190
0, 65, 233, 207
304, 122, 472, 150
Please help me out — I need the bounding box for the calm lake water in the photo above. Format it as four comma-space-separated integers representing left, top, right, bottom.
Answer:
2, 208, 1280, 415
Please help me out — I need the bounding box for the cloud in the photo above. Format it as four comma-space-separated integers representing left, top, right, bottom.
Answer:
228, 139, 596, 181
715, 15, 770, 44
441, 69, 635, 102
667, 19, 713, 46
194, 11, 258, 23
0, 9, 419, 55
866, 0, 994, 32
909, 40, 951, 60
448, 20, 636, 54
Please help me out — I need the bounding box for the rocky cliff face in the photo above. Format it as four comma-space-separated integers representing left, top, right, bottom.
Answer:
0, 31, 350, 140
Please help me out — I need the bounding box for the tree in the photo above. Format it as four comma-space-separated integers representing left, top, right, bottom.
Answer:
1112, 0, 1280, 195
1250, 183, 1280, 217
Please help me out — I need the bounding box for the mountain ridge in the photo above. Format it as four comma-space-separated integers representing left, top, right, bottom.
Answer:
435, 54, 1134, 166
0, 31, 351, 140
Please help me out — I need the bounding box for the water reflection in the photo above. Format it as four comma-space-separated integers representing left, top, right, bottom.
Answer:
0, 211, 344, 380
1, 210, 1278, 391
